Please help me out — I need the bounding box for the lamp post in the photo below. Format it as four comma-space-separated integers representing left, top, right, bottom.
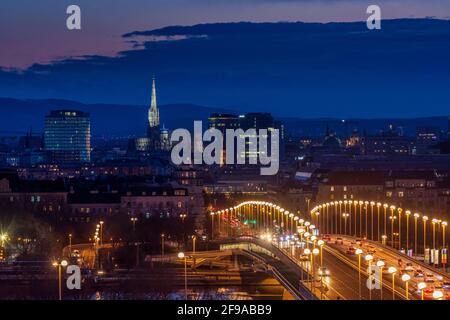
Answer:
432, 218, 438, 261
192, 235, 197, 254
370, 201, 375, 241
52, 259, 68, 300
365, 254, 374, 300
364, 201, 369, 239
317, 240, 324, 268
423, 216, 428, 256
377, 203, 381, 242
377, 260, 385, 300
303, 248, 313, 294
388, 266, 397, 300
405, 211, 411, 253
161, 234, 165, 261
68, 233, 72, 255
442, 221, 447, 270
312, 248, 319, 295
130, 217, 138, 232
99, 221, 104, 246
383, 204, 388, 241
397, 208, 403, 250
390, 206, 396, 246
359, 201, 363, 238
401, 274, 411, 300
414, 213, 420, 257
178, 252, 188, 300
342, 213, 349, 235
418, 282, 426, 300
356, 248, 363, 300
389, 215, 397, 248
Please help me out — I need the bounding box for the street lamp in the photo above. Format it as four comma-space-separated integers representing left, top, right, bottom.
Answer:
342, 213, 349, 235
383, 204, 388, 238
370, 201, 375, 240
432, 218, 438, 256
405, 211, 411, 253
442, 221, 447, 262
161, 234, 165, 260
414, 213, 420, 257
376, 203, 382, 241
68, 233, 72, 255
423, 216, 428, 256
130, 217, 138, 232
303, 248, 313, 294
397, 208, 403, 250
356, 248, 363, 300
178, 252, 188, 300
388, 266, 397, 300
317, 240, 324, 268
432, 290, 444, 300
365, 254, 374, 300
418, 282, 426, 300
312, 248, 319, 294
52, 259, 68, 300
99, 221, 104, 246
192, 235, 197, 254
376, 260, 385, 300
389, 215, 397, 248
401, 274, 411, 300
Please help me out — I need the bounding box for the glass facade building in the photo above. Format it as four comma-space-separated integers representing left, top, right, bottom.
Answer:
44, 110, 91, 164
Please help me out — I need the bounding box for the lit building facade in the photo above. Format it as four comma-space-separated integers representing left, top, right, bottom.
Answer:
44, 110, 91, 164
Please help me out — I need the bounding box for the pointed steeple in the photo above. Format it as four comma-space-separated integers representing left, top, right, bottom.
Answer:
148, 76, 160, 128
151, 76, 157, 110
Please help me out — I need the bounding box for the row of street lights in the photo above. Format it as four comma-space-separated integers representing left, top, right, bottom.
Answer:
311, 200, 448, 261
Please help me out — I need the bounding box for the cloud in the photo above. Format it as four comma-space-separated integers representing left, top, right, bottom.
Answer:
1, 19, 450, 118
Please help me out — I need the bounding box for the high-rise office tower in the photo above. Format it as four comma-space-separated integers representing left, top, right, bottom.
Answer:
44, 110, 91, 164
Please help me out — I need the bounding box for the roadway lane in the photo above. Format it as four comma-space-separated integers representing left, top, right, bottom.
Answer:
285, 244, 395, 300
327, 235, 450, 300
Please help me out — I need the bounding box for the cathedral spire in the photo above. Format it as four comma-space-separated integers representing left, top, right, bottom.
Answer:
151, 76, 157, 110
148, 76, 159, 128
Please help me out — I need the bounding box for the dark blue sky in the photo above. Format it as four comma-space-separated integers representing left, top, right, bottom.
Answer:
1, 1, 450, 118
2, 19, 450, 118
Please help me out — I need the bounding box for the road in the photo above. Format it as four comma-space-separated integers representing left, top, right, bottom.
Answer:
326, 235, 450, 300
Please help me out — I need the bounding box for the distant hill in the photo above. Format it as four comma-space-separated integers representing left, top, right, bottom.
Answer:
0, 97, 448, 137
0, 97, 235, 136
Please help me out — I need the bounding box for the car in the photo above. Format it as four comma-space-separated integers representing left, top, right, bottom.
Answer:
367, 249, 376, 255
322, 235, 331, 242
299, 255, 309, 261
346, 247, 356, 255
335, 237, 344, 245
442, 282, 450, 289
414, 269, 424, 277
423, 288, 434, 300
356, 239, 362, 246
318, 267, 330, 277
425, 274, 435, 283
405, 265, 415, 272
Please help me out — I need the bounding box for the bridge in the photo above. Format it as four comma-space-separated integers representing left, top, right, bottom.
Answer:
210, 200, 449, 300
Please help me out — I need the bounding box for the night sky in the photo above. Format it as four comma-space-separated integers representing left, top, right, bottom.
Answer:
1, 0, 450, 118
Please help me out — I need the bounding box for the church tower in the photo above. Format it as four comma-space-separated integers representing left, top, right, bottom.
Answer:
147, 77, 161, 150
148, 77, 160, 128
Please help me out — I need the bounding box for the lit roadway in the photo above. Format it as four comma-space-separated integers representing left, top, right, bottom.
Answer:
327, 235, 450, 300
211, 200, 449, 300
